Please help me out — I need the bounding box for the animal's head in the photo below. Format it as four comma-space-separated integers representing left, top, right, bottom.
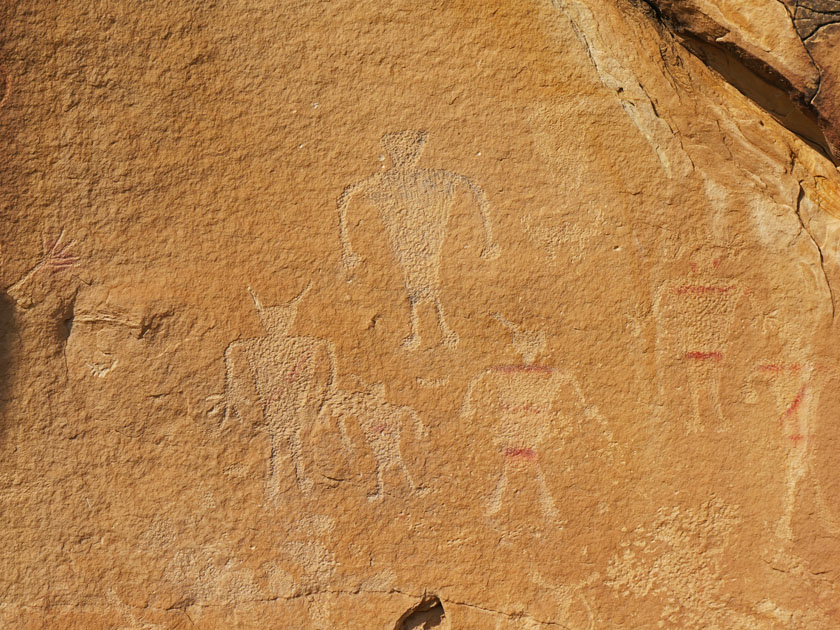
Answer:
381, 130, 428, 167
249, 282, 311, 335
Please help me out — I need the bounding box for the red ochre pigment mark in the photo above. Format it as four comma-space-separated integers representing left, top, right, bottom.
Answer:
286, 352, 311, 383
690, 262, 698, 273
783, 385, 806, 419
0, 66, 9, 109
504, 447, 537, 460
674, 284, 737, 296
684, 351, 723, 361
758, 363, 802, 373
498, 402, 551, 415
788, 433, 808, 444
373, 423, 390, 434
492, 365, 554, 374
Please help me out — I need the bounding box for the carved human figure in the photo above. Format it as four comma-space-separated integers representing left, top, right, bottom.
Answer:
460, 315, 607, 521
223, 283, 336, 499
749, 358, 840, 542
749, 360, 814, 542
324, 381, 425, 500
337, 130, 500, 350
653, 258, 748, 433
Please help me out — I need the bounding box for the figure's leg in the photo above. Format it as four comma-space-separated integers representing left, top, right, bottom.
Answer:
288, 421, 313, 493
535, 464, 560, 520
399, 457, 418, 492
367, 461, 385, 501
487, 466, 508, 516
401, 295, 421, 350
434, 295, 459, 348
710, 370, 730, 432
267, 428, 283, 502
686, 367, 703, 433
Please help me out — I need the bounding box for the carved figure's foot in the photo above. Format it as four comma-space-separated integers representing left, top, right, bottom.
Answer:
342, 252, 360, 270
401, 333, 420, 350
481, 243, 501, 260
442, 330, 459, 349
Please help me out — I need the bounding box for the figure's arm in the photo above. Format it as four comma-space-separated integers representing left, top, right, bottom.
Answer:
223, 343, 262, 428
337, 181, 368, 269
313, 340, 339, 414
457, 175, 500, 260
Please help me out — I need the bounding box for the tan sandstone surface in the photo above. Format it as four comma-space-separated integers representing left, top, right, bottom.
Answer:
2, 1, 840, 628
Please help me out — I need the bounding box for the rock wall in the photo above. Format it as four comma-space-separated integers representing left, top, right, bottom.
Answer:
2, 1, 840, 628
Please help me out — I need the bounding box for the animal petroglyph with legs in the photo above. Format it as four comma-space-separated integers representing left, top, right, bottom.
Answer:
338, 130, 500, 350
223, 283, 336, 501
461, 314, 608, 521
325, 381, 426, 501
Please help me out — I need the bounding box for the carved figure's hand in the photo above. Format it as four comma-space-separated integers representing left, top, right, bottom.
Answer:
42, 233, 78, 272
480, 243, 501, 261
342, 251, 360, 270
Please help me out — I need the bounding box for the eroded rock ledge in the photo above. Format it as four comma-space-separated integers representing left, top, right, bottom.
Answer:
643, 0, 840, 162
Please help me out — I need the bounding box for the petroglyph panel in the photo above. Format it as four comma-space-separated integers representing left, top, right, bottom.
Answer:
5, 0, 840, 627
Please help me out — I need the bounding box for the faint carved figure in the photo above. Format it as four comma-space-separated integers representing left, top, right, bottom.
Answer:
749, 360, 813, 542
223, 283, 336, 499
606, 500, 753, 628
325, 380, 426, 500
6, 229, 78, 307
338, 130, 500, 350
530, 571, 599, 630
460, 314, 608, 521
654, 258, 748, 433
521, 205, 606, 263
750, 359, 840, 540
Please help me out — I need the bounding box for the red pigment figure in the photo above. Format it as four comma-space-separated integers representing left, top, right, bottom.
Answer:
460, 314, 608, 522
751, 359, 816, 542
654, 257, 747, 433
223, 283, 336, 500
6, 229, 79, 307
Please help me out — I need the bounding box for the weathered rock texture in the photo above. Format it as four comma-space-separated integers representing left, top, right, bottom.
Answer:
647, 0, 840, 161
2, 1, 840, 628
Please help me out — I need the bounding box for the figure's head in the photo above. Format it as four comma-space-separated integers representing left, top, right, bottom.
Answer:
493, 313, 546, 365
380, 130, 428, 167
249, 282, 311, 335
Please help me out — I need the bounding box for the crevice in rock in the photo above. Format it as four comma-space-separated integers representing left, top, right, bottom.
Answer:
640, 0, 837, 164
395, 595, 447, 630
796, 182, 836, 318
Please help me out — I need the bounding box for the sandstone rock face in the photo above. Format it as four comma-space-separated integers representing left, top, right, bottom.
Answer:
2, 1, 840, 628
648, 0, 840, 161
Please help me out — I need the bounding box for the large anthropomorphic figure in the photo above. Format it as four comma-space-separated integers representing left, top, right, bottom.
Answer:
460, 315, 609, 522
224, 283, 336, 500
338, 130, 500, 350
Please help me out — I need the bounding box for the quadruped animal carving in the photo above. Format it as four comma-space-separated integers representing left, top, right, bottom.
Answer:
324, 381, 426, 501
338, 130, 500, 350
223, 283, 337, 500
460, 314, 608, 521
